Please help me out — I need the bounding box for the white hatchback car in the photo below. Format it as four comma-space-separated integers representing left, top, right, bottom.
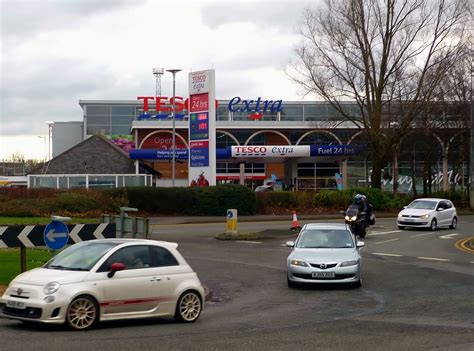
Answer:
0, 239, 205, 330
397, 198, 457, 230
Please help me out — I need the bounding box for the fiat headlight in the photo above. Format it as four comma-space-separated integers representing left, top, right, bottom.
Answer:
420, 214, 430, 219
44, 282, 60, 295
290, 259, 308, 267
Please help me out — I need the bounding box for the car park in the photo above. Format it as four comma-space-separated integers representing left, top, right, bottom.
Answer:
397, 198, 457, 231
286, 223, 364, 288
0, 239, 204, 330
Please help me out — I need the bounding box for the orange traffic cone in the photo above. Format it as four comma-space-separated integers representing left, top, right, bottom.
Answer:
290, 210, 302, 231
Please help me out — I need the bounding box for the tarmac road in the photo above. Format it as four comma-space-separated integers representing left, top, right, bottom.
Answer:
0, 216, 473, 351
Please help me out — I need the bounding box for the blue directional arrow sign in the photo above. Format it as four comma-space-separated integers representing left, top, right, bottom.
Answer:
227, 210, 234, 219
43, 220, 69, 250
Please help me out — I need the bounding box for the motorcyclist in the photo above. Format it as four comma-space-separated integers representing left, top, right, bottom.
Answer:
350, 194, 374, 224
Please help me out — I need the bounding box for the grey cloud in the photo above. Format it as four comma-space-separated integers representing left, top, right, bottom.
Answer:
1, 57, 117, 136
0, 0, 143, 42
218, 43, 294, 71
201, 1, 311, 32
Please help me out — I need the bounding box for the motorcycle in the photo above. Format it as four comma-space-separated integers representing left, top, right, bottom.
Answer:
342, 204, 368, 238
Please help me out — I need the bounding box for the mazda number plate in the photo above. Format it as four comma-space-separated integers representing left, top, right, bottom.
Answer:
312, 272, 335, 278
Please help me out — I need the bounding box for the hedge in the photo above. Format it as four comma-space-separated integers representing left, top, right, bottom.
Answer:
0, 186, 465, 217
314, 188, 412, 210
108, 184, 256, 216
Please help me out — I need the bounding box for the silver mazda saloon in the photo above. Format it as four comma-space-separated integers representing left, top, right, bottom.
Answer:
286, 223, 364, 288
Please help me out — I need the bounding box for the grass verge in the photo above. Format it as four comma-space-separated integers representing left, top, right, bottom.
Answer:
0, 217, 99, 225
215, 232, 265, 240
0, 248, 53, 286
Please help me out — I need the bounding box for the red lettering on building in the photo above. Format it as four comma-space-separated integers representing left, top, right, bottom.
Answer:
234, 146, 267, 154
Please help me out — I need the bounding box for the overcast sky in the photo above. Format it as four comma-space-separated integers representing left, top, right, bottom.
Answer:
0, 0, 316, 160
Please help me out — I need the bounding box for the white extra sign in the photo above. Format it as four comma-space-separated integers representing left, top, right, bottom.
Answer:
189, 70, 210, 95
231, 145, 311, 158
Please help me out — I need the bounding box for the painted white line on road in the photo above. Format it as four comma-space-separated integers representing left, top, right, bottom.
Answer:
375, 238, 399, 245
372, 252, 403, 257
410, 232, 436, 238
439, 233, 459, 239
235, 240, 262, 244
369, 230, 402, 236
418, 257, 450, 262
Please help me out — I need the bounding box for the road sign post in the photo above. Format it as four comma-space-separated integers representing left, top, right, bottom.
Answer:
44, 218, 70, 251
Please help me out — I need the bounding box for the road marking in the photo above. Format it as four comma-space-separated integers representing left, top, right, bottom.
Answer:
455, 237, 474, 254
372, 252, 403, 257
417, 256, 450, 262
439, 233, 459, 239
235, 240, 262, 244
410, 232, 436, 238
375, 238, 399, 245
369, 230, 401, 236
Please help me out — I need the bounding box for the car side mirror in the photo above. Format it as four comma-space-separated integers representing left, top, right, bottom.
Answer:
356, 241, 365, 248
286, 241, 295, 248
403, 206, 407, 209
437, 208, 444, 212
107, 262, 125, 278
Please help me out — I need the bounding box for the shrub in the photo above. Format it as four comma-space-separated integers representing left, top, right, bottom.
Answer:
185, 184, 256, 216
294, 191, 316, 209
123, 184, 256, 216
124, 187, 194, 214
0, 198, 39, 217
40, 192, 100, 213
256, 191, 298, 214
314, 190, 352, 208
432, 190, 468, 202
314, 188, 412, 210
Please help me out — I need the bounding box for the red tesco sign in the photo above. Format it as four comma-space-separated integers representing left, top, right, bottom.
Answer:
233, 146, 267, 154
137, 96, 218, 113
137, 96, 187, 113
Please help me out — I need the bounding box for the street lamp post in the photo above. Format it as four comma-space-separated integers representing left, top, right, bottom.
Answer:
45, 121, 54, 160
166, 69, 181, 187
37, 136, 47, 161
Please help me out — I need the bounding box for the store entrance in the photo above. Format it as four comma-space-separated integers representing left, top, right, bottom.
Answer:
297, 160, 340, 191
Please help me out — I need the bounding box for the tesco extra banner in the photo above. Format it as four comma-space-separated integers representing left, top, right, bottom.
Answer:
231, 145, 310, 158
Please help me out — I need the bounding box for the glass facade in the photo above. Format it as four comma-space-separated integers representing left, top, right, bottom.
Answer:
78, 100, 468, 193
82, 101, 360, 138
29, 175, 152, 189
297, 161, 340, 191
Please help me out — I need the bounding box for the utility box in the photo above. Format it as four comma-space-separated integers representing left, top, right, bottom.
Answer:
101, 208, 149, 239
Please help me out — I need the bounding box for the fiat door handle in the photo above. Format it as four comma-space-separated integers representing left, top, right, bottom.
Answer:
150, 277, 161, 282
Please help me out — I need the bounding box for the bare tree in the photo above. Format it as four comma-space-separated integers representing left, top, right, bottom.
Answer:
290, 0, 471, 188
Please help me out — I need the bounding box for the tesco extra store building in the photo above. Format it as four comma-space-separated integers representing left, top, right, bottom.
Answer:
80, 96, 463, 193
